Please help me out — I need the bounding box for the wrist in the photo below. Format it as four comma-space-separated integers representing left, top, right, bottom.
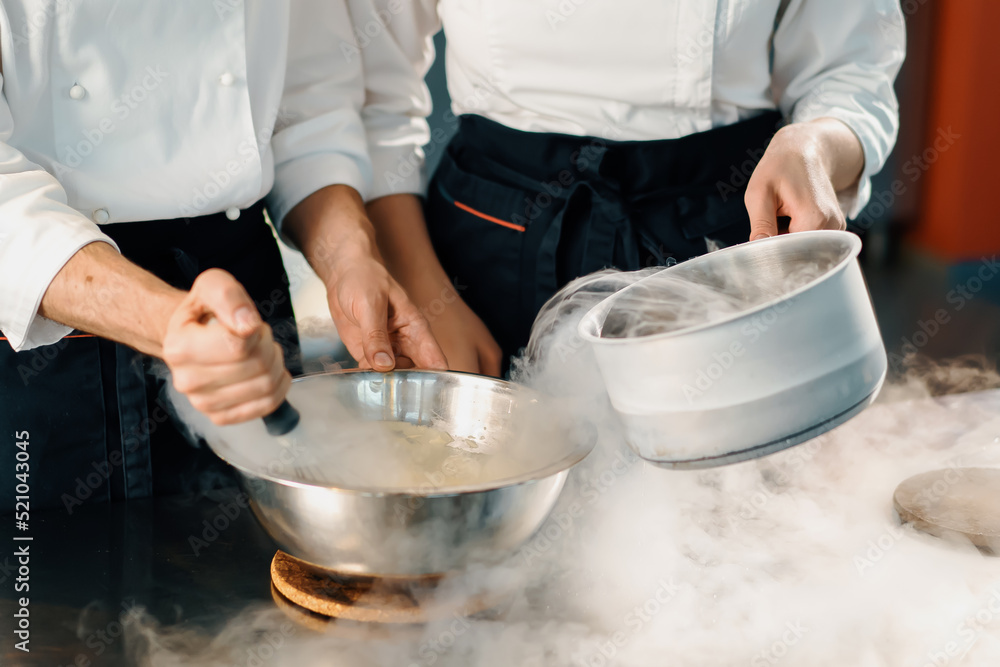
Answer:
143, 288, 187, 357
285, 185, 381, 284
773, 123, 825, 168
781, 119, 865, 190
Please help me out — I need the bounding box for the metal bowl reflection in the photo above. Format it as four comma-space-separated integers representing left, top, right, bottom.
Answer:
232, 370, 594, 577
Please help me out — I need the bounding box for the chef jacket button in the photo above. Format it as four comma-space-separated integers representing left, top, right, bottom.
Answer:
225, 207, 241, 221
219, 72, 236, 87
69, 84, 86, 100
92, 208, 110, 224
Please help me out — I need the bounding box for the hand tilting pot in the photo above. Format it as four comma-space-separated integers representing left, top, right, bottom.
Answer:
578, 230, 887, 468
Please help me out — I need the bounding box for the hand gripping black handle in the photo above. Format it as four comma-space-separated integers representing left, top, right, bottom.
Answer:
263, 400, 301, 436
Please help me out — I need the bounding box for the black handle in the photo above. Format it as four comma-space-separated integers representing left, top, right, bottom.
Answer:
263, 400, 301, 436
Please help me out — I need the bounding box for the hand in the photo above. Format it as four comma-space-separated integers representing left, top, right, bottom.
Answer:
744, 119, 865, 240
163, 269, 291, 425
282, 185, 448, 373
426, 296, 503, 376
326, 255, 448, 372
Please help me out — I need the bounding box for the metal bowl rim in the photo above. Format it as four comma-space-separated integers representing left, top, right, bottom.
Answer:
221, 369, 595, 497
578, 229, 863, 345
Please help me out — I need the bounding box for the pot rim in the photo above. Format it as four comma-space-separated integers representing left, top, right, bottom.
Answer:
216, 369, 596, 498
577, 229, 863, 346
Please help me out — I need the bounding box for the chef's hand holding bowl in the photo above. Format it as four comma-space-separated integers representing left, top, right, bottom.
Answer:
745, 118, 865, 240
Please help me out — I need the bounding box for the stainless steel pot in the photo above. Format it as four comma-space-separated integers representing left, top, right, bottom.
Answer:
578, 230, 887, 469
214, 370, 594, 576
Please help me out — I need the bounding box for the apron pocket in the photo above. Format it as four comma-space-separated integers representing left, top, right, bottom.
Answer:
425, 154, 536, 363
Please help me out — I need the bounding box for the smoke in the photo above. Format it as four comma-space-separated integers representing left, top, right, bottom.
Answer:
881, 354, 1000, 402
167, 371, 573, 493
131, 378, 1000, 667
135, 246, 1000, 666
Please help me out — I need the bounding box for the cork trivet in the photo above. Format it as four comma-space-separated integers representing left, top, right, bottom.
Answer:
270, 551, 504, 624
270, 583, 429, 638
894, 467, 1000, 552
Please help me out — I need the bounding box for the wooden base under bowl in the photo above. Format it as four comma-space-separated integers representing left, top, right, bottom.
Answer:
270, 551, 511, 624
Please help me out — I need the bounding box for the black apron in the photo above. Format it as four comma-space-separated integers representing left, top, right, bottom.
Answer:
0, 202, 301, 514
424, 111, 784, 368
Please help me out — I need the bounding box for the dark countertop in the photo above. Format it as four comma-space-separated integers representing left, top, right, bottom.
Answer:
0, 488, 278, 666
4, 390, 1000, 667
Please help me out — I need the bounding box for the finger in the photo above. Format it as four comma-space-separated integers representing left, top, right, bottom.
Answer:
393, 356, 416, 370
171, 350, 273, 394
786, 205, 845, 233
332, 324, 367, 368
174, 339, 282, 398
188, 269, 262, 338
164, 320, 272, 367
206, 370, 293, 426
479, 340, 503, 378
389, 291, 448, 371
745, 185, 779, 241
190, 362, 288, 415
356, 287, 396, 372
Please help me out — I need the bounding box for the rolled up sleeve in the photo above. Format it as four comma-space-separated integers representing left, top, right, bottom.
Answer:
266, 0, 374, 228
349, 0, 439, 201
0, 78, 117, 352
772, 0, 906, 219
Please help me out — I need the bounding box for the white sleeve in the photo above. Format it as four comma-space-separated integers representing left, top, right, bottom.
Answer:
771, 0, 906, 219
266, 0, 374, 228
347, 0, 440, 200
0, 75, 119, 352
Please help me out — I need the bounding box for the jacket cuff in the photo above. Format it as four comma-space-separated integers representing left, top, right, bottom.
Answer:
267, 152, 373, 231
1, 225, 119, 352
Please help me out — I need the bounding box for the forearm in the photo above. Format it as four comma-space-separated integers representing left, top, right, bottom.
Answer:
282, 184, 381, 285
38, 242, 185, 356
782, 118, 866, 192
366, 194, 455, 305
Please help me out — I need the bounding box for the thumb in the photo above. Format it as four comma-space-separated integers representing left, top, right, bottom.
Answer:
745, 185, 779, 241
357, 288, 396, 372
189, 269, 261, 338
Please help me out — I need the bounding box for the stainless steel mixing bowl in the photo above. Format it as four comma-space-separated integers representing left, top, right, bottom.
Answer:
225, 370, 594, 577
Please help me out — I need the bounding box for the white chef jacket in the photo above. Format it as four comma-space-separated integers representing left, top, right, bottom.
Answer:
0, 0, 371, 352
354, 0, 905, 216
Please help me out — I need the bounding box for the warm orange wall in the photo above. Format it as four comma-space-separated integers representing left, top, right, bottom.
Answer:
909, 0, 1000, 261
